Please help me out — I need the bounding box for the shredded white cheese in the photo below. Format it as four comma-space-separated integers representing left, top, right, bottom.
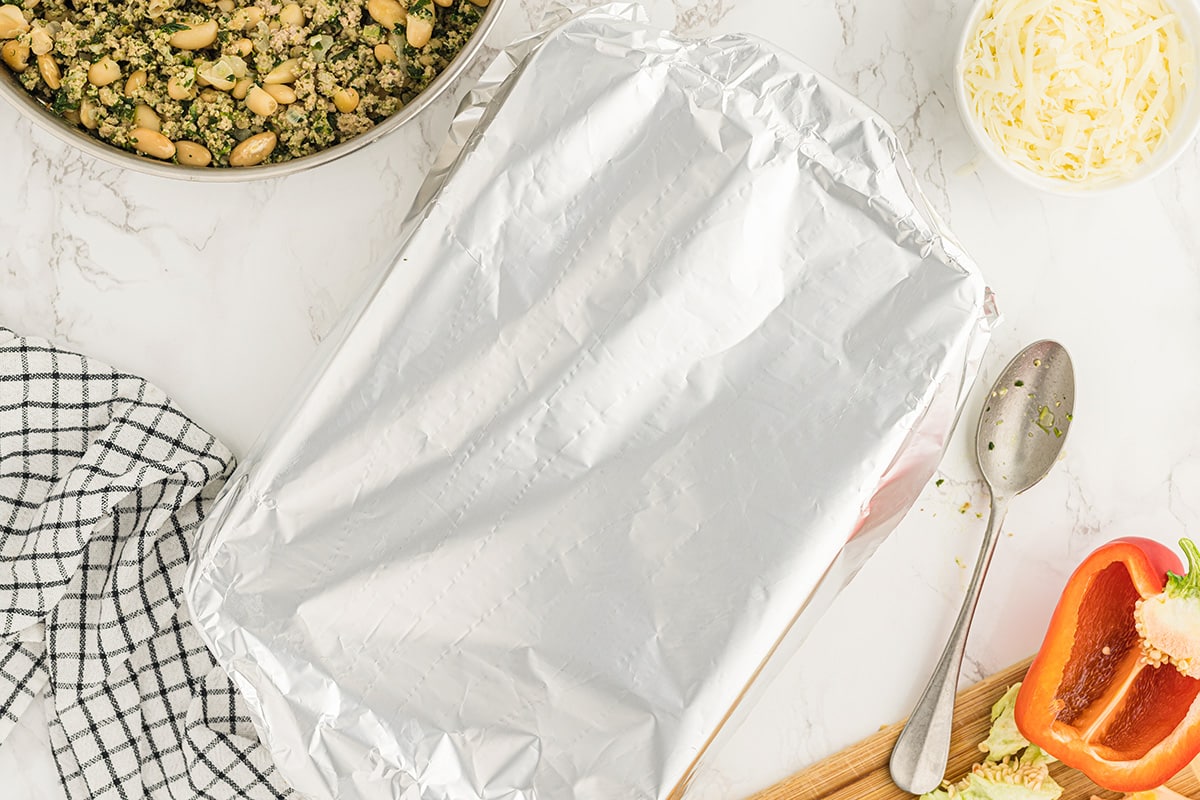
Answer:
962, 0, 1193, 184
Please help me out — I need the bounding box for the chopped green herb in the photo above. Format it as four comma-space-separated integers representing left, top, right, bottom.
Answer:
988, 441, 995, 450
50, 91, 78, 114
159, 22, 190, 33
935, 479, 945, 487
1014, 379, 1024, 387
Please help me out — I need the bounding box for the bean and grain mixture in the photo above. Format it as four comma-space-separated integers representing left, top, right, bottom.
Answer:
0, 0, 485, 166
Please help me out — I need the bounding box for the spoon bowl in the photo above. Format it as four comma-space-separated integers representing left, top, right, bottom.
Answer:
889, 341, 1075, 794
976, 341, 1075, 496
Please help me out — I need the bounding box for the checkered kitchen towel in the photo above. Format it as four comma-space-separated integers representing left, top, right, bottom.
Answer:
0, 328, 293, 799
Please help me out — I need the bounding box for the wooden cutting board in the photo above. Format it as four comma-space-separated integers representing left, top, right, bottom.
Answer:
748, 658, 1200, 800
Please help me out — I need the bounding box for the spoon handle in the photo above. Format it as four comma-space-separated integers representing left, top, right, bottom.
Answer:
888, 493, 1011, 795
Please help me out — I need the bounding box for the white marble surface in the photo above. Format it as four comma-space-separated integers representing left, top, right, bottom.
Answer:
4, 0, 1200, 797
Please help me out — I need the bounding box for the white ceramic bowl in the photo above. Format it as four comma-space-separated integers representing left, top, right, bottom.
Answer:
954, 0, 1200, 195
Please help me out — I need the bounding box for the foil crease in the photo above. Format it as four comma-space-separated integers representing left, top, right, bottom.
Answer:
186, 6, 995, 799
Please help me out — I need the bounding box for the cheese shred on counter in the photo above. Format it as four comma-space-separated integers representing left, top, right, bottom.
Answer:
963, 0, 1193, 184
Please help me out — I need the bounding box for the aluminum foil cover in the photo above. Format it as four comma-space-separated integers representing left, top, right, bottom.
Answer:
186, 7, 994, 799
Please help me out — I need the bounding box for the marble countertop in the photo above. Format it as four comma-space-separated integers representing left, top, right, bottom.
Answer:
5, 0, 1200, 797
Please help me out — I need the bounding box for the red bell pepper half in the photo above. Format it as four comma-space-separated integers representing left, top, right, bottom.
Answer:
1015, 537, 1200, 792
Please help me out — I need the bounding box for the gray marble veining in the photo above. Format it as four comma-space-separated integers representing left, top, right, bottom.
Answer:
4, 0, 1200, 796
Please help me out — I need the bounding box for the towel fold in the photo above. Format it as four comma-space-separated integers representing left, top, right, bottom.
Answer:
0, 328, 292, 800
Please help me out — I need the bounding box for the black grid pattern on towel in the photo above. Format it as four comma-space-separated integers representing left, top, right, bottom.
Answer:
0, 328, 293, 799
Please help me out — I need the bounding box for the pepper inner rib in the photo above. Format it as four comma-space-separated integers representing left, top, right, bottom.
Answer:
1075, 648, 1146, 741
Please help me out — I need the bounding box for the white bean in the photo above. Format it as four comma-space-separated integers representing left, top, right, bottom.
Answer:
37, 53, 60, 89
130, 127, 176, 159
228, 130, 276, 166
79, 97, 100, 129
0, 5, 29, 40
167, 71, 196, 100
87, 56, 120, 86
373, 43, 397, 63
405, 13, 432, 47
244, 84, 277, 116
124, 68, 147, 96
332, 86, 358, 112
134, 103, 160, 131
279, 3, 304, 26
175, 140, 212, 166
263, 83, 295, 104
263, 57, 300, 84
0, 39, 29, 71
366, 0, 403, 29
230, 6, 264, 30
169, 19, 218, 50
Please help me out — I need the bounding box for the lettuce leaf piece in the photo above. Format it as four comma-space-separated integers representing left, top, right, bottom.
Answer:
980, 683, 1029, 762
918, 683, 1062, 800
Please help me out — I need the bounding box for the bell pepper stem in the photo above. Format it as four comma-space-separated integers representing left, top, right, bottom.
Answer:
1172, 538, 1200, 597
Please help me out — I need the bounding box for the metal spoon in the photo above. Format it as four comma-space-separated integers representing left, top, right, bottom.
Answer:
889, 340, 1075, 795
